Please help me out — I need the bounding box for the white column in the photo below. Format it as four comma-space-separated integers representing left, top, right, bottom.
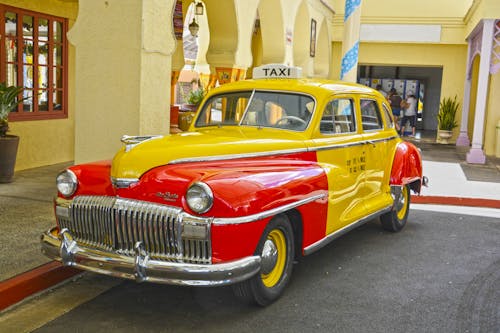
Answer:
456, 41, 472, 147
340, 0, 362, 82
466, 20, 495, 164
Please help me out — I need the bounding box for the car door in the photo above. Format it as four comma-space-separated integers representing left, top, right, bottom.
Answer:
359, 97, 394, 213
311, 96, 368, 235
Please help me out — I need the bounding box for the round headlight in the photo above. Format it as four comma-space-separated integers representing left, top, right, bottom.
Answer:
186, 182, 213, 214
56, 169, 78, 197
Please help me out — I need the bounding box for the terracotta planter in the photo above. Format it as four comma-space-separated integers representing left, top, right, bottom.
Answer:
437, 130, 453, 144
0, 135, 19, 183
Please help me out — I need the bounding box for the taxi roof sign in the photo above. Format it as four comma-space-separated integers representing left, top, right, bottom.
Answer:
252, 64, 302, 79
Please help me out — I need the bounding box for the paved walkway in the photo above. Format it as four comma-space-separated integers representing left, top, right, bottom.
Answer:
0, 138, 499, 311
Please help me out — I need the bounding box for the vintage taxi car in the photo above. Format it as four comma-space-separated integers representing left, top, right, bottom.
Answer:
41, 64, 425, 306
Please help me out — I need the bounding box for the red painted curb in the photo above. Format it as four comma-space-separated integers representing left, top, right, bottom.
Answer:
411, 195, 500, 209
0, 261, 80, 312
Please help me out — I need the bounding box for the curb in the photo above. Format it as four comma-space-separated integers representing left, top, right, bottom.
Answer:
411, 195, 500, 209
0, 261, 80, 312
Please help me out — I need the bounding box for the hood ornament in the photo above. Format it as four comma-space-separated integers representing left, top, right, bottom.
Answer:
121, 135, 163, 152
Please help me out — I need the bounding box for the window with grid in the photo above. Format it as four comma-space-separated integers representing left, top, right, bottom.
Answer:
320, 98, 356, 134
1, 6, 68, 121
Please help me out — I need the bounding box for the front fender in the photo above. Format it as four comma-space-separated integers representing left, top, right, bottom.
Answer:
390, 141, 423, 193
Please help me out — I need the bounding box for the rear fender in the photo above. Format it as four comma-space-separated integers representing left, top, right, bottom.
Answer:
390, 141, 424, 194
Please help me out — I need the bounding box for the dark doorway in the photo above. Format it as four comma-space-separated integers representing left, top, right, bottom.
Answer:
358, 65, 443, 131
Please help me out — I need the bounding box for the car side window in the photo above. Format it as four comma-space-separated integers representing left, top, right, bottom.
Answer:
320, 98, 356, 134
382, 103, 394, 128
361, 99, 383, 131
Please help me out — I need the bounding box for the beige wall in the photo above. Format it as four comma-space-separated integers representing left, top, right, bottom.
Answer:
331, 0, 472, 44
5, 0, 499, 168
338, 0, 473, 18
464, 0, 500, 37
69, 0, 175, 164
485, 72, 500, 155
0, 0, 78, 171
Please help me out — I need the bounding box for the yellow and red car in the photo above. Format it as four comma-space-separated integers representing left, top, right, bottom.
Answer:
41, 64, 425, 306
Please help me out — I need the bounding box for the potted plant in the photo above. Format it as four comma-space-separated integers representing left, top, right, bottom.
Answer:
0, 83, 25, 183
187, 88, 205, 106
436, 96, 459, 144
179, 88, 205, 131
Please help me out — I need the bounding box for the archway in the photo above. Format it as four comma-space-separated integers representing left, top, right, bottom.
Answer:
258, 0, 285, 64
314, 19, 330, 77
467, 55, 480, 138
293, 1, 309, 71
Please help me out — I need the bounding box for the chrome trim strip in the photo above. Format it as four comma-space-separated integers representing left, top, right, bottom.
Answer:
111, 177, 139, 188
212, 192, 327, 225
168, 136, 398, 165
41, 227, 260, 287
303, 205, 392, 256
314, 141, 366, 151
313, 135, 398, 152
169, 148, 309, 165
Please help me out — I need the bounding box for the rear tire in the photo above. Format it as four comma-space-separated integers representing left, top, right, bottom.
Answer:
232, 215, 294, 306
380, 184, 410, 232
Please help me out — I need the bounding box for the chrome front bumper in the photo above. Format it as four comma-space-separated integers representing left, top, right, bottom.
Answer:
41, 227, 261, 286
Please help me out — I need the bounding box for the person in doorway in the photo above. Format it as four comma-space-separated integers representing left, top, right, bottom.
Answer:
400, 93, 417, 137
388, 88, 402, 131
375, 84, 387, 98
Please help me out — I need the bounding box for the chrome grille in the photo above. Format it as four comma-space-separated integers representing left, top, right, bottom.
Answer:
57, 196, 211, 264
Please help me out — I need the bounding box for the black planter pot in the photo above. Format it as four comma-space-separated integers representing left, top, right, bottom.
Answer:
0, 135, 19, 183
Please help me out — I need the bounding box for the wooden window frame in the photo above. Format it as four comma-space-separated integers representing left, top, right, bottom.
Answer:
0, 5, 68, 121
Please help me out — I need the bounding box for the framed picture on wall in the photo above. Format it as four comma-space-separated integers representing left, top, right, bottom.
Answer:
310, 19, 316, 57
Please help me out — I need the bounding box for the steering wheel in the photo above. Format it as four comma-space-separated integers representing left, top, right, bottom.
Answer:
274, 116, 307, 127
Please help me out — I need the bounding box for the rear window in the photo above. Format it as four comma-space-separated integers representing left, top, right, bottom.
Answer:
360, 99, 383, 131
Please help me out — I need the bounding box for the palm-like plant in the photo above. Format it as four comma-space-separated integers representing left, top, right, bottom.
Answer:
437, 96, 459, 131
187, 88, 205, 105
0, 82, 24, 137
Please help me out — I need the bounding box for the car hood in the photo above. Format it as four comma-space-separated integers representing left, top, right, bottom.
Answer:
111, 127, 309, 179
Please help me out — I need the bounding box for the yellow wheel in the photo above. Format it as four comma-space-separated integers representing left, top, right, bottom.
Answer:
396, 185, 409, 221
232, 215, 294, 306
380, 184, 410, 232
261, 229, 287, 287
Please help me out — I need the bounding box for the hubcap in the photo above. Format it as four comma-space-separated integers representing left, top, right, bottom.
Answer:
261, 229, 287, 288
261, 239, 278, 275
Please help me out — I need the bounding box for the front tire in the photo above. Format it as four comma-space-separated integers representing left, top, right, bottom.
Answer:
380, 184, 410, 232
232, 215, 294, 306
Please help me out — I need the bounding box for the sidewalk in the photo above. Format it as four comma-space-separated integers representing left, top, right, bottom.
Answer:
409, 139, 500, 208
1, 139, 499, 311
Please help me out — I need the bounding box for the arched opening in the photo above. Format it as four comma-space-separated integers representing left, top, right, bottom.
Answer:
293, 1, 309, 70
258, 0, 285, 64
248, 14, 263, 79
314, 19, 330, 77
176, 1, 210, 105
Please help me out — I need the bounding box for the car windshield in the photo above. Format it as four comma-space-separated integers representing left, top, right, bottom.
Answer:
194, 90, 315, 131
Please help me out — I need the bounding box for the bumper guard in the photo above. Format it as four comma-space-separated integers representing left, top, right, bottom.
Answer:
41, 227, 261, 286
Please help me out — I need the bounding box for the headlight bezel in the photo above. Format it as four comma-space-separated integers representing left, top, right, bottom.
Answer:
56, 169, 78, 198
186, 181, 213, 214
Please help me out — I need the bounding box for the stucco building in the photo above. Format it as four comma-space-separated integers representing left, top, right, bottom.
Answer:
1, 0, 499, 171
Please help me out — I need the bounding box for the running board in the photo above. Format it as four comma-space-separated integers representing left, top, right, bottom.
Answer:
303, 206, 392, 256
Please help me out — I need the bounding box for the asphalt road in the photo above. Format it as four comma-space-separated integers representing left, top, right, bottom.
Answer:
2, 208, 499, 333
